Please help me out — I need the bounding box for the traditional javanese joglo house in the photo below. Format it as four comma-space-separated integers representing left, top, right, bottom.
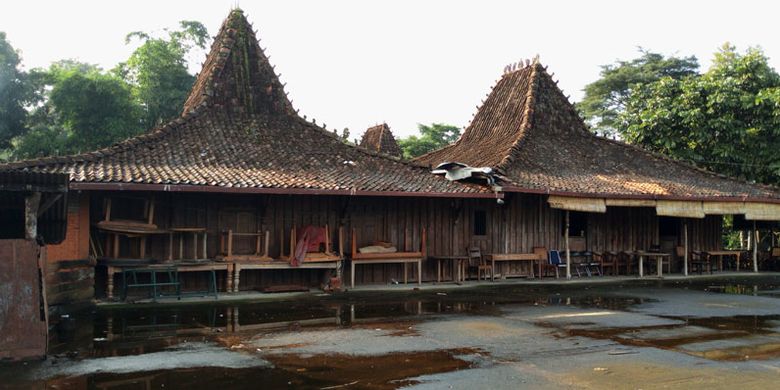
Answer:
2, 9, 780, 304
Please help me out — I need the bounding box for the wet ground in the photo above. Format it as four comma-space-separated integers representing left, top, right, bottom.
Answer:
2, 276, 780, 389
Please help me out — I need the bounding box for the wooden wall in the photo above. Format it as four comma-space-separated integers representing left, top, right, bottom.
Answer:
82, 191, 723, 289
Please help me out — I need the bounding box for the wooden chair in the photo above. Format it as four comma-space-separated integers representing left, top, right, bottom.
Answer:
467, 247, 493, 281
593, 252, 615, 276
616, 251, 635, 275
690, 250, 713, 274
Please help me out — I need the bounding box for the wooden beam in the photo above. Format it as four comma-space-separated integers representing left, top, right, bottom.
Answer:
565, 210, 571, 279
36, 193, 63, 217
683, 220, 689, 276
753, 220, 759, 273
25, 192, 41, 240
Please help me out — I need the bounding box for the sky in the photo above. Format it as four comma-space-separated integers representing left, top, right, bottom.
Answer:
2, 0, 779, 140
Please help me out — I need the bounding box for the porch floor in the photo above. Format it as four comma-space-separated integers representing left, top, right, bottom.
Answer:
96, 271, 780, 306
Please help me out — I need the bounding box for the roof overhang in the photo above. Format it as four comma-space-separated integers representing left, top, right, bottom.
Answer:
69, 182, 503, 199
539, 191, 780, 221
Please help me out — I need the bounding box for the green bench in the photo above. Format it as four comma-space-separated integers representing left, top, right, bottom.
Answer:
121, 266, 220, 301
121, 267, 181, 301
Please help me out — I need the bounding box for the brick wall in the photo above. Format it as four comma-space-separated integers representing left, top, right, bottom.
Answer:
44, 192, 94, 311
47, 193, 90, 262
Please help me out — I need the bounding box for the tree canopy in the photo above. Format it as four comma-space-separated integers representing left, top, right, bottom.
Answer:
1, 21, 208, 161
0, 32, 29, 150
12, 61, 143, 159
620, 44, 780, 185
579, 49, 699, 137
115, 20, 209, 128
397, 123, 461, 159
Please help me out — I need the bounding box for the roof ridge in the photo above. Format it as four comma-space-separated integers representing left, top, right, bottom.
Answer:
495, 62, 542, 172
181, 9, 294, 117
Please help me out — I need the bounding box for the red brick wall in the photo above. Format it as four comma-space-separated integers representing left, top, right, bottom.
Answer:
47, 193, 90, 262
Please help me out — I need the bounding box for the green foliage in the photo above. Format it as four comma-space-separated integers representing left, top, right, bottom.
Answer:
398, 123, 461, 159
12, 61, 142, 159
116, 21, 208, 128
0, 32, 30, 149
620, 44, 780, 185
579, 49, 699, 137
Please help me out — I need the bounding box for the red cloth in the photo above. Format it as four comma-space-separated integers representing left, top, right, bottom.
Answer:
292, 226, 326, 267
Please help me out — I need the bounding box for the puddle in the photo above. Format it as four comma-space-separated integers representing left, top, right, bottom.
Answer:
550, 314, 780, 361
3, 275, 780, 388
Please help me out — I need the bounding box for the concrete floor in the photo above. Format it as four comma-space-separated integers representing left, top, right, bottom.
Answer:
3, 274, 780, 389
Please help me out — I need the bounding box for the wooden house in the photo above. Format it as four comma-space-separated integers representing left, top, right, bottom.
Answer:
416, 58, 780, 276
0, 10, 499, 297
3, 11, 780, 302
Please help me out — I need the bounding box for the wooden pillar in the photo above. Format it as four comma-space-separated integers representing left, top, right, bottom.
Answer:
753, 221, 759, 273
565, 210, 571, 279
683, 220, 689, 276
24, 192, 41, 241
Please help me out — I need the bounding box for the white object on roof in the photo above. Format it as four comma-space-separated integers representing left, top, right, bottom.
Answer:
432, 162, 495, 185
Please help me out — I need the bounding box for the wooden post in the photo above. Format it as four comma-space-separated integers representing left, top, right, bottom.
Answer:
25, 192, 41, 240
683, 220, 689, 277
565, 210, 571, 279
227, 229, 233, 259
753, 220, 759, 273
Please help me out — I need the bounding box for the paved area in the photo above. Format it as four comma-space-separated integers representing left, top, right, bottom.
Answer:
2, 275, 780, 389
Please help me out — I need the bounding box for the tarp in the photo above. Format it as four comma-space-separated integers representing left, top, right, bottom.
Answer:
656, 200, 705, 218
744, 203, 780, 221
605, 199, 657, 207
702, 201, 745, 215
548, 196, 606, 213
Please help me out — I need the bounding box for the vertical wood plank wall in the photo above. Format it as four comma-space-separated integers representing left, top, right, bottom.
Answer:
88, 191, 722, 287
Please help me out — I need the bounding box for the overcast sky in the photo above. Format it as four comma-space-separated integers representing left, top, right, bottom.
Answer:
2, 0, 779, 139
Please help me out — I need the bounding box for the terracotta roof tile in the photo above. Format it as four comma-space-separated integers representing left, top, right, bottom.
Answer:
416, 61, 780, 201
1, 10, 486, 196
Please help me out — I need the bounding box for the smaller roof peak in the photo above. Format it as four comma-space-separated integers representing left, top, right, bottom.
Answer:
182, 9, 294, 117
360, 123, 402, 157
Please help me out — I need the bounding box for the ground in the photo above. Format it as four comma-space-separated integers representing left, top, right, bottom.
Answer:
2, 275, 780, 389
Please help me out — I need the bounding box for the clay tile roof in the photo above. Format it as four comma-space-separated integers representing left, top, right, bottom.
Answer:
0, 10, 488, 197
359, 123, 402, 157
416, 61, 780, 201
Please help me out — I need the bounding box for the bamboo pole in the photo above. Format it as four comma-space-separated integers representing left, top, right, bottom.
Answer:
683, 220, 689, 277
565, 210, 571, 279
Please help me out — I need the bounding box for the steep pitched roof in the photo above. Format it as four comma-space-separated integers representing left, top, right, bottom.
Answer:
1, 10, 488, 197
416, 61, 780, 201
359, 123, 402, 157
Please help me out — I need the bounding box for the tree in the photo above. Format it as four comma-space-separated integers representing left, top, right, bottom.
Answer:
620, 44, 780, 185
579, 49, 699, 137
398, 123, 461, 159
0, 32, 30, 151
116, 21, 209, 128
12, 61, 143, 159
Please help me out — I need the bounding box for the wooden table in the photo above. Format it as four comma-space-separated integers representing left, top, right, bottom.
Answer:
430, 255, 468, 283
168, 227, 207, 261
705, 250, 743, 271
231, 261, 340, 292
351, 257, 422, 288
105, 262, 233, 300
484, 253, 543, 280
635, 251, 671, 278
